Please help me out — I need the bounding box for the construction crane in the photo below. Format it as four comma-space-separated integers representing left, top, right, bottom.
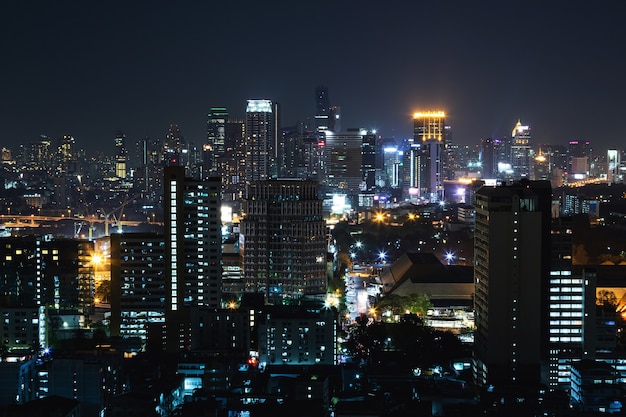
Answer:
101, 194, 134, 236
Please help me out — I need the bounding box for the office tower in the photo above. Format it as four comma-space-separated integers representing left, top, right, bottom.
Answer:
110, 233, 166, 344
221, 119, 246, 206
163, 124, 182, 166
278, 124, 303, 178
361, 131, 377, 191
315, 85, 331, 132
245, 99, 279, 182
607, 149, 621, 184
511, 120, 532, 178
443, 125, 456, 180
568, 140, 591, 182
547, 214, 586, 391
164, 166, 222, 351
320, 128, 377, 195
414, 111, 445, 202
402, 141, 421, 200
473, 180, 552, 386
480, 138, 496, 178
206, 107, 228, 175
300, 129, 326, 182
240, 180, 326, 305
382, 144, 402, 189
55, 134, 76, 173
114, 130, 127, 179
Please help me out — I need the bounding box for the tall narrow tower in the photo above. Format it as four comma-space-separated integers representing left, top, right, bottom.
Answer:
245, 99, 279, 182
511, 120, 532, 178
206, 107, 228, 175
164, 166, 222, 351
114, 131, 127, 179
473, 179, 552, 386
414, 111, 446, 202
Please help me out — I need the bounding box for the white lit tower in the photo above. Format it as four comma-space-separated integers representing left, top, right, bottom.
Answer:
245, 99, 280, 182
511, 120, 532, 178
414, 111, 446, 202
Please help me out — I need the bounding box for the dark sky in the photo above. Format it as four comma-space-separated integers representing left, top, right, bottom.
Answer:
2, 1, 625, 155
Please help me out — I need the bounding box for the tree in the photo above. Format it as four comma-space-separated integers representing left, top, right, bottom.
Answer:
597, 290, 618, 308
407, 293, 433, 316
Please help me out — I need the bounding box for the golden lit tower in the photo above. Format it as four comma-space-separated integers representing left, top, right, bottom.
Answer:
413, 111, 446, 202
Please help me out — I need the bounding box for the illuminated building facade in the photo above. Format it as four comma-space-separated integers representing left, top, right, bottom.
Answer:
414, 111, 445, 202
245, 99, 280, 182
511, 120, 532, 178
607, 149, 621, 184
258, 305, 338, 365
206, 107, 228, 175
110, 233, 166, 345
324, 129, 369, 194
568, 140, 591, 182
473, 180, 552, 386
240, 180, 326, 304
547, 215, 584, 391
164, 166, 222, 351
114, 130, 127, 179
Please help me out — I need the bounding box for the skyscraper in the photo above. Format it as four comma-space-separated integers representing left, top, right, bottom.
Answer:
511, 120, 532, 178
114, 131, 127, 179
480, 138, 496, 179
245, 99, 279, 182
324, 129, 368, 193
314, 85, 330, 132
414, 111, 446, 202
240, 180, 326, 305
473, 180, 552, 386
206, 107, 228, 175
164, 166, 222, 351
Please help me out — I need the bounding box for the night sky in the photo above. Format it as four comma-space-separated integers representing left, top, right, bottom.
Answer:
2, 1, 625, 155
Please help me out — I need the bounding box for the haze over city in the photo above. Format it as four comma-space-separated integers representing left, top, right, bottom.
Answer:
2, 1, 625, 154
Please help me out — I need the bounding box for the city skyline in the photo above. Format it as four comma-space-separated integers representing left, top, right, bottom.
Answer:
2, 2, 625, 155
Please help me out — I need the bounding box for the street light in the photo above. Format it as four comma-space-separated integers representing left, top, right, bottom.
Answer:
445, 252, 455, 264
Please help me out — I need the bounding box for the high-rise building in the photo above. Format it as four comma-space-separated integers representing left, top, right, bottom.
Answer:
382, 144, 402, 189
314, 85, 330, 132
547, 214, 586, 391
114, 131, 127, 179
511, 120, 532, 178
361, 131, 377, 191
414, 111, 446, 202
164, 166, 222, 351
473, 180, 552, 386
480, 138, 496, 179
324, 129, 370, 194
110, 233, 166, 345
206, 107, 228, 175
240, 180, 326, 305
245, 99, 279, 182
568, 140, 591, 182
607, 149, 621, 184
163, 124, 182, 166
401, 141, 421, 200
